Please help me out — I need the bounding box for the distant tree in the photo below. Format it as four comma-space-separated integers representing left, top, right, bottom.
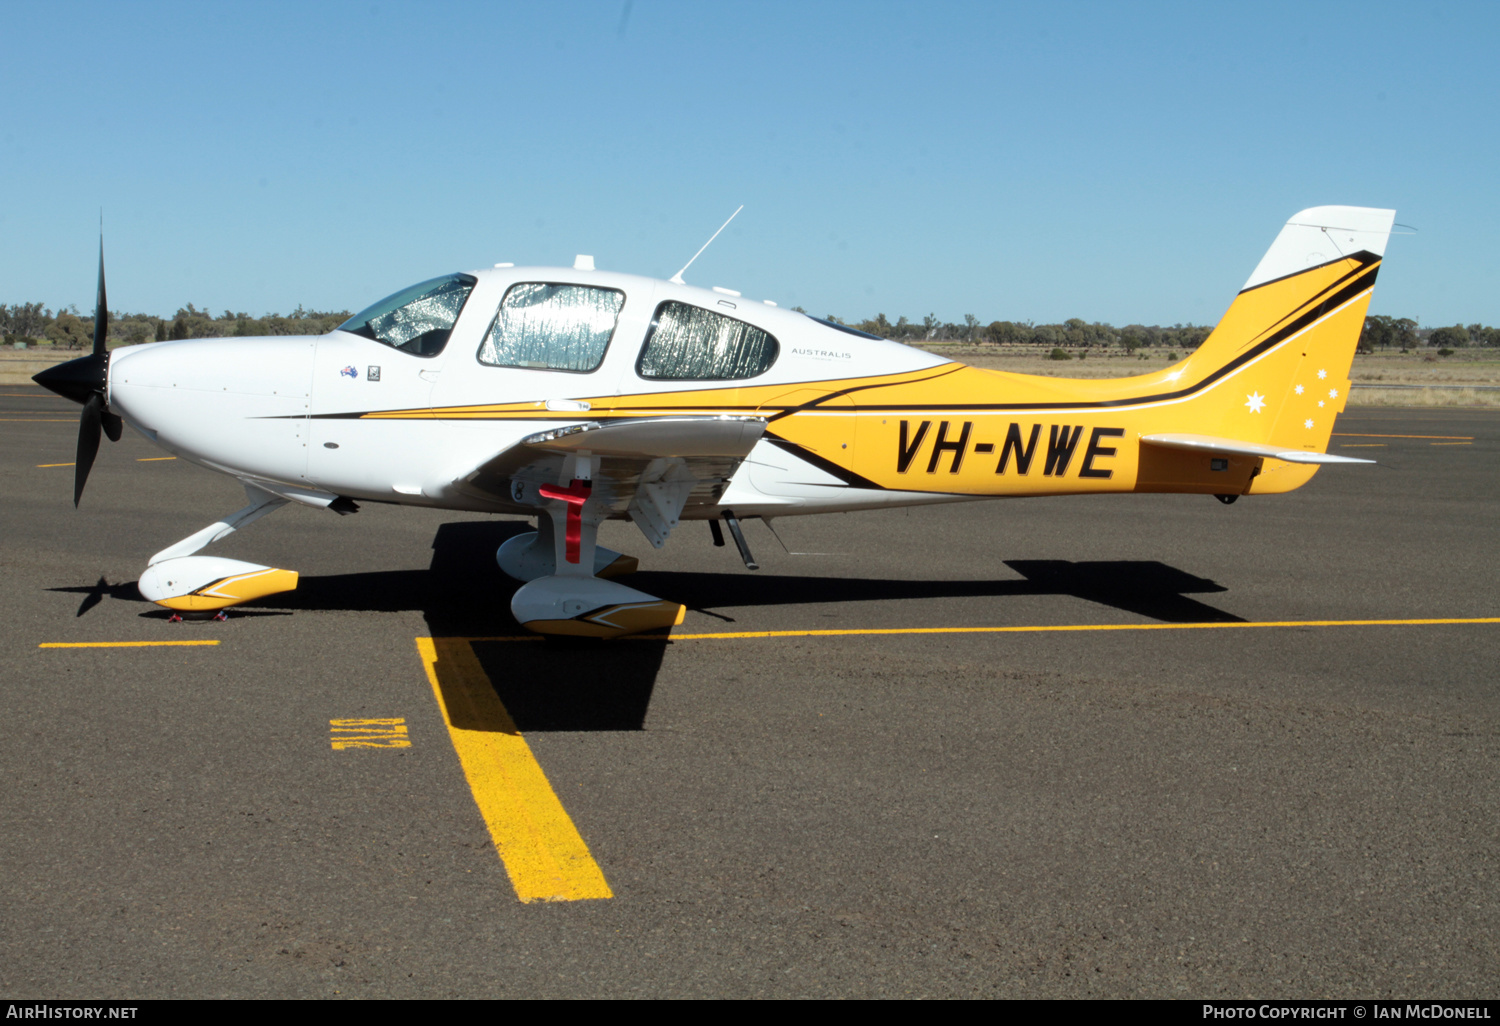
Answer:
46, 312, 90, 350
1360, 314, 1395, 351
1428, 325, 1470, 349
6, 302, 50, 339
983, 320, 1028, 345
1393, 317, 1419, 350
963, 314, 979, 342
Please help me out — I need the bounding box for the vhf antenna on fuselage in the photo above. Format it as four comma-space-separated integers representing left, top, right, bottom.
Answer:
670, 205, 743, 285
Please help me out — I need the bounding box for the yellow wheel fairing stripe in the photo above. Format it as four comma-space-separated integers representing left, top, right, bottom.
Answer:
152, 567, 299, 612
517, 600, 687, 639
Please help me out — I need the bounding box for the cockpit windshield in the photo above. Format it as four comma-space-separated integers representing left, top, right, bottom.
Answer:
338, 273, 477, 357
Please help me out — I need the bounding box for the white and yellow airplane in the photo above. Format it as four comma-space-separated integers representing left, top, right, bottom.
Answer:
36, 205, 1395, 635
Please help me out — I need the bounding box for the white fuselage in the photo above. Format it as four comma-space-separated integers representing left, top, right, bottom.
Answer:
106, 267, 950, 518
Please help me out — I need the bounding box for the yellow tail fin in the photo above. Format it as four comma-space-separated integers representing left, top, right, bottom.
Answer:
1169, 206, 1394, 490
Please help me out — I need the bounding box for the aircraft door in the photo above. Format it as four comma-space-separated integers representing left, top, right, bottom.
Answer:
306, 335, 440, 496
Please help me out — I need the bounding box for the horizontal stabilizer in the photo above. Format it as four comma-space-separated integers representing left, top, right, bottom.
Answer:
1141, 433, 1374, 465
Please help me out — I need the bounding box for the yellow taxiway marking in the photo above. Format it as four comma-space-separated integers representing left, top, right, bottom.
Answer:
1431, 442, 1473, 446
1, 393, 67, 397
453, 617, 1500, 645
416, 637, 612, 903
39, 640, 221, 648
659, 618, 1500, 641
1332, 432, 1474, 440
330, 717, 410, 750
4, 419, 76, 423
1339, 444, 1386, 448
37, 458, 172, 466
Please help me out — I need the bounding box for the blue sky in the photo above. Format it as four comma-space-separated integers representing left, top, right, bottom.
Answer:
2, 0, 1496, 327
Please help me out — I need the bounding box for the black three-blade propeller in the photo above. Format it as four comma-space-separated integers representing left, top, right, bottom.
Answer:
33, 240, 124, 506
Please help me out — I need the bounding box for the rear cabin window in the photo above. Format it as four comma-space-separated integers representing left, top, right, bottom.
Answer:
637, 301, 779, 380
478, 283, 625, 372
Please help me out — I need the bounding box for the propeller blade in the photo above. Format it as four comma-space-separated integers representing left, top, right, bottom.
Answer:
102, 410, 123, 442
75, 393, 103, 508
93, 234, 108, 358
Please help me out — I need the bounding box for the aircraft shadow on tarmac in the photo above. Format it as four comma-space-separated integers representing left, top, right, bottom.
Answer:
51, 519, 1242, 732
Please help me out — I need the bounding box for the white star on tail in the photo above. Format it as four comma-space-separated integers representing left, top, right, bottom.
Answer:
1294, 384, 1304, 395
1245, 392, 1266, 413
1329, 388, 1339, 398
1317, 368, 1328, 380
1304, 418, 1315, 429
1318, 400, 1325, 408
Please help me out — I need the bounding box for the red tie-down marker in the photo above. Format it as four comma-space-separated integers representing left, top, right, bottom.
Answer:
538, 479, 593, 564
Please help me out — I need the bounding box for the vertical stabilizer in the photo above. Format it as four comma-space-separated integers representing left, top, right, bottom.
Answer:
1164, 207, 1394, 491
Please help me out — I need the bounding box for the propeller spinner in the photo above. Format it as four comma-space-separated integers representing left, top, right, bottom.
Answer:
32, 239, 123, 506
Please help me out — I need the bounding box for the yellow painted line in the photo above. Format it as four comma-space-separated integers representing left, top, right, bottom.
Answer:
416, 637, 611, 903
1, 393, 66, 397
1339, 444, 1386, 448
36, 462, 74, 467
1332, 432, 1474, 440
1431, 442, 1472, 446
137, 456, 176, 461
453, 617, 1500, 644
3, 418, 76, 422
39, 640, 221, 648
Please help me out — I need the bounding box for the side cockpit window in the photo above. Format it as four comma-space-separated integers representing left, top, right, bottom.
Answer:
637, 301, 779, 380
479, 283, 625, 372
338, 273, 476, 357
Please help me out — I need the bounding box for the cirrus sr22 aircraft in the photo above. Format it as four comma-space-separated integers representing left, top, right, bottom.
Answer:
35, 206, 1395, 636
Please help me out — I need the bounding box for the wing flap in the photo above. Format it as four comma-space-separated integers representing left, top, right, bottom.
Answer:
452, 415, 768, 510
1141, 433, 1374, 465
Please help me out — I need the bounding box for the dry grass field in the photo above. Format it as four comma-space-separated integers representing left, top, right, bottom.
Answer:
921, 344, 1500, 407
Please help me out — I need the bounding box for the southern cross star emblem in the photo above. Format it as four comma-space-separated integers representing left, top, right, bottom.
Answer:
1245, 392, 1266, 413
1304, 418, 1315, 429
1317, 368, 1328, 380
1294, 384, 1304, 395
1329, 388, 1339, 398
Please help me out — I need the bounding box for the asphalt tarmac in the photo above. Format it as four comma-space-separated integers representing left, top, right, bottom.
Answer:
2, 383, 1496, 998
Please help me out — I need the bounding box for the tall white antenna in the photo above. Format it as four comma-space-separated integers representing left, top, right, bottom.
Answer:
670, 205, 743, 285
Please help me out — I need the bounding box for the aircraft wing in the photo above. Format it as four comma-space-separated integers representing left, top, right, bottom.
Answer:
1141, 433, 1375, 465
452, 415, 768, 527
